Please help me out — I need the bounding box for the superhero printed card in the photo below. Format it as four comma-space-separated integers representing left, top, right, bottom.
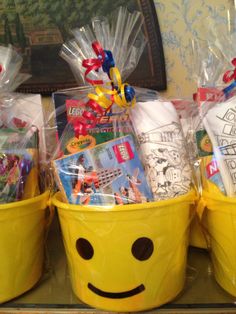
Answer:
0, 150, 34, 203
0, 128, 39, 203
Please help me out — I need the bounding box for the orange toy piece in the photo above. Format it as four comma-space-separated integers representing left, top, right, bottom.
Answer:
73, 171, 99, 205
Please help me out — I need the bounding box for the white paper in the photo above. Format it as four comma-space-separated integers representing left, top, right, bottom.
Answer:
130, 100, 192, 200
203, 96, 236, 196
1, 94, 46, 163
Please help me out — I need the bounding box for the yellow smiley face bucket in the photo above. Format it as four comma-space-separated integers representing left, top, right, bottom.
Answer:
53, 189, 195, 312
0, 191, 51, 303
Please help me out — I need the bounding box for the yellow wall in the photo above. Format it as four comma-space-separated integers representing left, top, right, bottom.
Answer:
154, 0, 233, 98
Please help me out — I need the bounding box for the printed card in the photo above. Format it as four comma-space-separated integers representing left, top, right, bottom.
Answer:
53, 135, 153, 205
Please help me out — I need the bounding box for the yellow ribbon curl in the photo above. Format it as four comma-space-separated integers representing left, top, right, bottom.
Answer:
87, 67, 136, 109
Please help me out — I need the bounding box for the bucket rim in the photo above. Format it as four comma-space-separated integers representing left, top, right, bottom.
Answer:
0, 190, 50, 210
52, 188, 196, 213
203, 190, 236, 204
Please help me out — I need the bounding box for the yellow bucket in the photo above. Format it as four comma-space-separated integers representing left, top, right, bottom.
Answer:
0, 191, 52, 303
199, 191, 236, 296
189, 215, 208, 249
53, 189, 195, 312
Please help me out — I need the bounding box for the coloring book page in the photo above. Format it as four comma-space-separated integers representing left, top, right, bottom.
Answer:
130, 100, 192, 200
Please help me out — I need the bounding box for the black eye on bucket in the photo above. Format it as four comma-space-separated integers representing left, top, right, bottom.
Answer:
132, 237, 154, 261
76, 238, 94, 260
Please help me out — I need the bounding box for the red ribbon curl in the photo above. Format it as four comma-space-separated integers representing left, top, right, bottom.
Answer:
82, 41, 105, 85
73, 42, 115, 136
72, 98, 108, 137
223, 58, 236, 83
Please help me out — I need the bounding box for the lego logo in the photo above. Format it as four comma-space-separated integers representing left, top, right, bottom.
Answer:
113, 141, 134, 163
66, 99, 84, 122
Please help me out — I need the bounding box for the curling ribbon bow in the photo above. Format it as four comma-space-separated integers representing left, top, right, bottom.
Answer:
72, 99, 104, 137
223, 58, 236, 96
74, 42, 135, 136
87, 67, 135, 109
82, 41, 115, 85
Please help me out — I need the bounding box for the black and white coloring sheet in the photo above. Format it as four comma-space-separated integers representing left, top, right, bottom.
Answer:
130, 100, 192, 200
203, 96, 236, 196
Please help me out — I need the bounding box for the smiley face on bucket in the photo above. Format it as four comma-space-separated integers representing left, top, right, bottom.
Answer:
76, 236, 154, 299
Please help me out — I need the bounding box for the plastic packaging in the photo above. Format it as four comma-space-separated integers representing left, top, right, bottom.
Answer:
0, 93, 47, 164
51, 8, 193, 205
0, 46, 41, 203
49, 6, 196, 311
192, 8, 236, 296
170, 99, 209, 249
50, 7, 146, 165
0, 127, 39, 203
0, 45, 30, 93
0, 46, 54, 303
130, 96, 192, 201
60, 7, 146, 85
53, 134, 153, 206
51, 86, 135, 159
51, 8, 154, 206
201, 95, 236, 197
194, 21, 236, 196
193, 12, 236, 197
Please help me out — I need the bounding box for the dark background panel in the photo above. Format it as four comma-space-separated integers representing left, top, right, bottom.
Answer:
0, 0, 166, 94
